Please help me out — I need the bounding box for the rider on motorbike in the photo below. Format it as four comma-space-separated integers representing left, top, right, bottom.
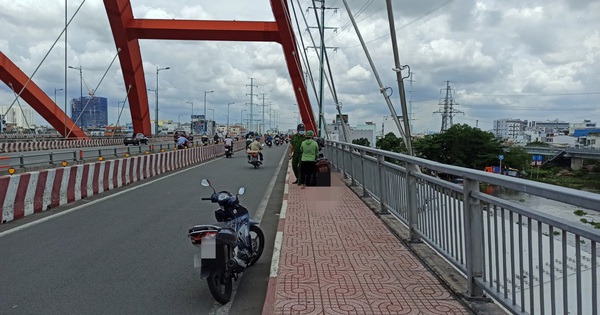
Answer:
176, 134, 188, 149
248, 136, 263, 162
224, 135, 233, 156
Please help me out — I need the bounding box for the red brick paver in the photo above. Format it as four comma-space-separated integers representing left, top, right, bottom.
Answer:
263, 165, 471, 315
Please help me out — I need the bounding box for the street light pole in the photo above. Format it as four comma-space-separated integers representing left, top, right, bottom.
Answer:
227, 102, 234, 136
241, 109, 246, 132
68, 65, 82, 126
156, 66, 170, 136
186, 101, 193, 134
203, 90, 214, 134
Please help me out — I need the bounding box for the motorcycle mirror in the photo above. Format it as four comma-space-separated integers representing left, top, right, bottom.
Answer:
201, 179, 210, 187
238, 187, 245, 195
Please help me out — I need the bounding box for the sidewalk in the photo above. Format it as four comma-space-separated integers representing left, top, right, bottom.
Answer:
262, 165, 472, 315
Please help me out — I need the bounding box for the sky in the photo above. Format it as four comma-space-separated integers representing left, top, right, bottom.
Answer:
0, 0, 599, 135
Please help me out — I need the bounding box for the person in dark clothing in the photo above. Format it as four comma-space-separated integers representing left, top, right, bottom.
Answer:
289, 123, 306, 184
299, 130, 319, 189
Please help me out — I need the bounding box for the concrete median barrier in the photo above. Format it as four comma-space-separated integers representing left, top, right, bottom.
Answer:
0, 141, 245, 224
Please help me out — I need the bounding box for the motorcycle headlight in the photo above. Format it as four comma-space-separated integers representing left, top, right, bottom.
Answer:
218, 192, 229, 202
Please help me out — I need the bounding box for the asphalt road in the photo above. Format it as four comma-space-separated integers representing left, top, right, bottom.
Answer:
0, 143, 289, 314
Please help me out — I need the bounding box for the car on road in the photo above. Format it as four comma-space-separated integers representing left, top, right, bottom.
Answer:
124, 133, 148, 146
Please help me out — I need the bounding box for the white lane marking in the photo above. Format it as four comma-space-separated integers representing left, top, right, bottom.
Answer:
0, 158, 219, 239
252, 150, 287, 223
208, 149, 288, 315
269, 231, 283, 278
280, 200, 287, 219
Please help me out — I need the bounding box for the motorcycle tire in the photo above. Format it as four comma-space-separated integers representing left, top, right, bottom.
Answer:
253, 163, 258, 169
207, 267, 233, 304
247, 225, 265, 267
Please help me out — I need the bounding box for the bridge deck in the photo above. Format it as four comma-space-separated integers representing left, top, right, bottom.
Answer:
262, 165, 471, 314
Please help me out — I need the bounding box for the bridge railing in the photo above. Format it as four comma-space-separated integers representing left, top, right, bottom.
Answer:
324, 140, 600, 315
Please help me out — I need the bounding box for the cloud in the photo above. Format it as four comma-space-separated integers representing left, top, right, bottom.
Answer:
0, 0, 598, 135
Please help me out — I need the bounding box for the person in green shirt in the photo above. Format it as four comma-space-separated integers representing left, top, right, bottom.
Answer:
289, 123, 306, 184
299, 130, 319, 189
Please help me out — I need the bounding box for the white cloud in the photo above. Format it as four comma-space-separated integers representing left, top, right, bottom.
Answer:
0, 0, 598, 134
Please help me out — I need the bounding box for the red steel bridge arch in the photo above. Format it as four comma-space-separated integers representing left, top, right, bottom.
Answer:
104, 0, 316, 135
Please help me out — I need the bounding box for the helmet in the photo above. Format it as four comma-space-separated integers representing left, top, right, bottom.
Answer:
297, 123, 305, 131
306, 130, 314, 138
256, 136, 261, 140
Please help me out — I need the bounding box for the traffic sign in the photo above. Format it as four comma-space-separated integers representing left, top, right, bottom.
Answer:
499, 155, 504, 160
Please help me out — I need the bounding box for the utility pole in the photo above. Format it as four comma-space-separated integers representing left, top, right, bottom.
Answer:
246, 78, 258, 133
309, 0, 338, 137
269, 102, 273, 132
433, 81, 463, 132
408, 72, 415, 133
259, 93, 267, 134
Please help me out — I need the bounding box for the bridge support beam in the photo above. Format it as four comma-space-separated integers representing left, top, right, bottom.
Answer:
0, 52, 87, 138
571, 157, 584, 170
103, 0, 316, 136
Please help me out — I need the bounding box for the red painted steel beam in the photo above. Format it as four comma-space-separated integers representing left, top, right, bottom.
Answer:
0, 52, 87, 138
104, 0, 152, 136
103, 0, 315, 135
128, 20, 280, 42
270, 0, 316, 133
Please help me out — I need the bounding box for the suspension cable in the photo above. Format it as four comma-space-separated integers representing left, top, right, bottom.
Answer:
340, 0, 407, 143
67, 48, 121, 138
8, 83, 33, 132
3, 0, 87, 117
112, 84, 133, 139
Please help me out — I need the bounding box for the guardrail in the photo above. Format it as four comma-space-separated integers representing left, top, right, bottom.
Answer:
0, 140, 214, 173
324, 140, 600, 315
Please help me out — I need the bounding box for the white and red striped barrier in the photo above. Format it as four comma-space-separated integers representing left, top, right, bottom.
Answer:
0, 142, 243, 224
0, 139, 132, 153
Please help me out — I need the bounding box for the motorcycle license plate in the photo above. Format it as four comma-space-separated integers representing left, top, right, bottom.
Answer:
200, 237, 216, 259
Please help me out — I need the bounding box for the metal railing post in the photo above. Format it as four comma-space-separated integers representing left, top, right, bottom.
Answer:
341, 143, 347, 179
19, 155, 25, 168
406, 163, 420, 242
334, 143, 340, 172
49, 152, 54, 165
73, 151, 77, 162
361, 150, 368, 197
463, 177, 484, 297
350, 145, 355, 186
377, 154, 387, 213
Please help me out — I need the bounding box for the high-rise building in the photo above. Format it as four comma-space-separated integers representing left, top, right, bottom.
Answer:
70, 96, 108, 127
0, 106, 35, 130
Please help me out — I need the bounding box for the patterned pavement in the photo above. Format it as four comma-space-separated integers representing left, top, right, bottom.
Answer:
262, 165, 472, 315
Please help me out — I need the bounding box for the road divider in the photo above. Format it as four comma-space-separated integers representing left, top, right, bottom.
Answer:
0, 141, 246, 224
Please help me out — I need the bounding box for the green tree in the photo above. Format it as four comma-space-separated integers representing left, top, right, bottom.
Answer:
352, 138, 370, 147
413, 124, 503, 169
376, 132, 407, 154
503, 146, 531, 171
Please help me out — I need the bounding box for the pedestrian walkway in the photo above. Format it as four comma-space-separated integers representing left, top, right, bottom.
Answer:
262, 165, 472, 315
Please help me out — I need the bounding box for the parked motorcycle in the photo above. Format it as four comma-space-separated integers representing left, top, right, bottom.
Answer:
247, 150, 261, 168
188, 179, 265, 304
225, 145, 233, 158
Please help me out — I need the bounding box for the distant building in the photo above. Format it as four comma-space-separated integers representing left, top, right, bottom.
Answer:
71, 96, 108, 127
0, 106, 36, 131
492, 118, 527, 141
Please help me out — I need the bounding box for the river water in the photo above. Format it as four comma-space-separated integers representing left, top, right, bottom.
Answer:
485, 185, 600, 227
